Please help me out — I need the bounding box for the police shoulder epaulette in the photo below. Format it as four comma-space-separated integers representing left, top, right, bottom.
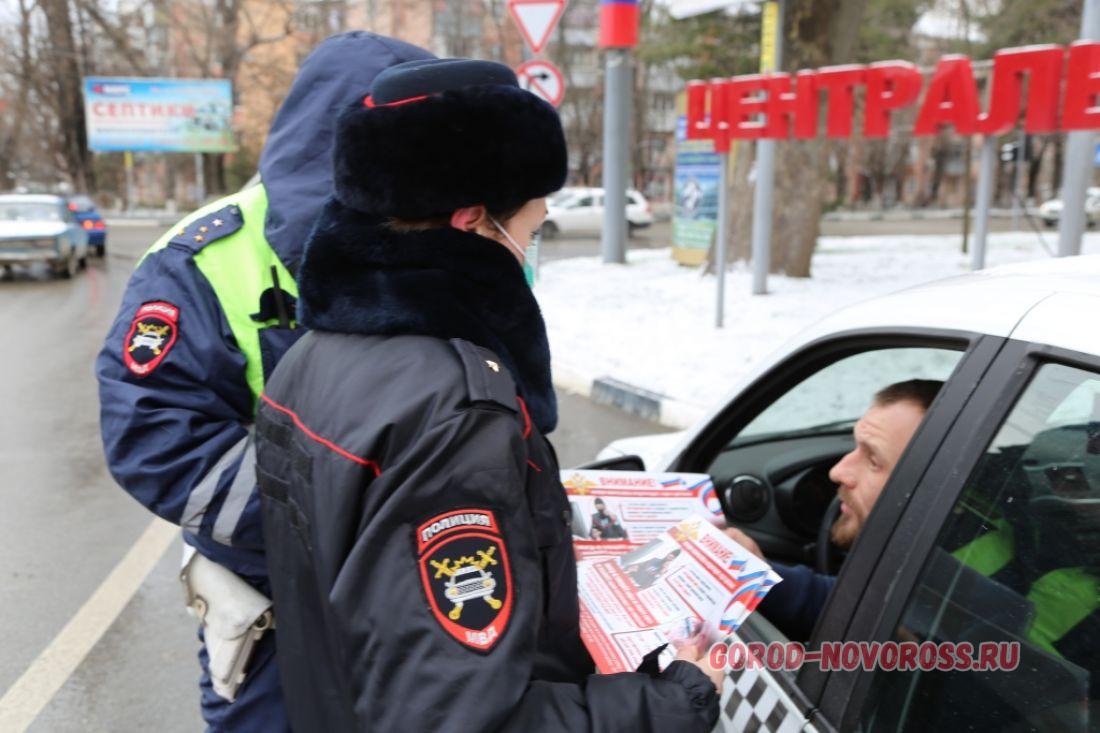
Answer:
449, 338, 518, 413
167, 203, 245, 253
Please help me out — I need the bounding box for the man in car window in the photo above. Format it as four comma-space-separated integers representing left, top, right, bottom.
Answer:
725, 379, 943, 641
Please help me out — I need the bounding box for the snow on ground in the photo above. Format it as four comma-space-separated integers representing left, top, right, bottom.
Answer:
537, 230, 1100, 416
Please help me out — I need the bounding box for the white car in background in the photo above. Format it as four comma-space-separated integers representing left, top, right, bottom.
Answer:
1038, 186, 1100, 227
0, 194, 89, 278
590, 256, 1100, 732
542, 187, 654, 238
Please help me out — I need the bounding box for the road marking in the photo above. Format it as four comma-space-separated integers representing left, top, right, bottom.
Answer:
0, 518, 177, 732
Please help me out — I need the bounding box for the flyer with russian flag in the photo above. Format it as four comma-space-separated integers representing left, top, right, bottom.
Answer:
575, 514, 782, 675
561, 470, 727, 562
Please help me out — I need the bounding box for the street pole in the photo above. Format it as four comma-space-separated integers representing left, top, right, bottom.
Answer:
124, 151, 134, 212
715, 152, 729, 327
1012, 130, 1025, 230
971, 137, 997, 270
1058, 0, 1100, 256
195, 152, 206, 206
601, 48, 631, 264
750, 0, 782, 295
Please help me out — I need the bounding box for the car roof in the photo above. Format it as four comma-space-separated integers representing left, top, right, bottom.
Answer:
796, 254, 1100, 350
606, 254, 1100, 468
0, 194, 64, 205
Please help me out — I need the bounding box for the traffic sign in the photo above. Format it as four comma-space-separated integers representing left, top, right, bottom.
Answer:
516, 60, 565, 108
507, 0, 566, 54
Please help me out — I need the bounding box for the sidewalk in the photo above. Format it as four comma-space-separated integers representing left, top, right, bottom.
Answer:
538, 230, 1100, 429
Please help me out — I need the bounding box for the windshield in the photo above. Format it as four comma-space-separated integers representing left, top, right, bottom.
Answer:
550, 190, 581, 207
0, 202, 62, 222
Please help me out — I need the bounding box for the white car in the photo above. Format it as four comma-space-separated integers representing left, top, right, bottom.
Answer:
0, 194, 89, 278
1038, 186, 1100, 227
542, 187, 654, 238
592, 256, 1100, 732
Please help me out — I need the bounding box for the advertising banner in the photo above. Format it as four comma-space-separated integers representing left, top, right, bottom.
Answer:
672, 114, 721, 265
83, 77, 236, 153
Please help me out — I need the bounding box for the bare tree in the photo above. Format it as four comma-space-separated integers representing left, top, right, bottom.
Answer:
40, 0, 96, 191
770, 0, 871, 277
167, 0, 295, 194
0, 0, 36, 189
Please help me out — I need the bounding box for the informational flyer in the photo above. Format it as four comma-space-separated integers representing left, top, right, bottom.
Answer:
561, 470, 726, 562
576, 514, 782, 674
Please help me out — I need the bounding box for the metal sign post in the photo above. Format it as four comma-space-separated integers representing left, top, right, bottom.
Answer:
750, 0, 782, 295
715, 151, 729, 327
1058, 0, 1100, 257
601, 49, 631, 264
598, 0, 640, 265
971, 137, 997, 270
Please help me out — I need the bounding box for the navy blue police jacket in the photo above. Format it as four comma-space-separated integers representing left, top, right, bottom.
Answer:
94, 33, 433, 583
252, 205, 721, 731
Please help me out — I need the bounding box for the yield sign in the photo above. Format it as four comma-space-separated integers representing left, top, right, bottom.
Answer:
507, 0, 566, 54
516, 60, 565, 107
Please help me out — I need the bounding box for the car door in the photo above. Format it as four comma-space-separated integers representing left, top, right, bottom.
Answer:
665, 328, 1005, 731
819, 339, 1100, 731
582, 192, 604, 230
559, 193, 595, 233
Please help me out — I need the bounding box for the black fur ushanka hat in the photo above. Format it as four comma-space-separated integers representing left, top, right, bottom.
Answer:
332, 58, 567, 219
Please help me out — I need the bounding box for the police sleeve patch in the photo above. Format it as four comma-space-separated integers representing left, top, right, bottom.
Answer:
123, 301, 180, 376
416, 509, 512, 652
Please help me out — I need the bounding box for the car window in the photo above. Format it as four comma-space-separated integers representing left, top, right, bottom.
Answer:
0, 202, 63, 221
735, 348, 961, 443
575, 196, 593, 207
859, 362, 1100, 732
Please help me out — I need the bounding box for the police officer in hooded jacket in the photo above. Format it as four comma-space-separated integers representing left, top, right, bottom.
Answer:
253, 59, 722, 732
96, 33, 433, 731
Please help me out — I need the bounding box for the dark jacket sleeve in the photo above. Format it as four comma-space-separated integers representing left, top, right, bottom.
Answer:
757, 562, 836, 642
96, 242, 261, 564
309, 404, 719, 733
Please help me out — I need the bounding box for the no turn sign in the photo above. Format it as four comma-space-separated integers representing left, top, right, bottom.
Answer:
516, 60, 565, 108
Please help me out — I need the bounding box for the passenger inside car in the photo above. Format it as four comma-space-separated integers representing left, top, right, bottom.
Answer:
725, 379, 944, 641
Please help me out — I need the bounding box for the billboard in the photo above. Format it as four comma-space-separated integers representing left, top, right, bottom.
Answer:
83, 77, 236, 153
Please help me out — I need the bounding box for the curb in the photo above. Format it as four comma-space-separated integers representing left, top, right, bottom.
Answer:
552, 364, 706, 430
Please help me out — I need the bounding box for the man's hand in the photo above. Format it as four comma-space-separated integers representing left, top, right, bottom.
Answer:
674, 639, 725, 692
723, 527, 764, 560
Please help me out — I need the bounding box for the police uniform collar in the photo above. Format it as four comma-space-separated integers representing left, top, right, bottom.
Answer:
296, 198, 558, 434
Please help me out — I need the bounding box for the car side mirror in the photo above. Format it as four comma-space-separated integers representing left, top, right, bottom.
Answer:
573, 455, 646, 471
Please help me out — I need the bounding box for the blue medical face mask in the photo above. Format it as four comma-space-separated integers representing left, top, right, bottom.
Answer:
489, 216, 539, 287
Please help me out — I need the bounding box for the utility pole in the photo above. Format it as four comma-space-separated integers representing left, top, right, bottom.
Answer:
750, 0, 783, 295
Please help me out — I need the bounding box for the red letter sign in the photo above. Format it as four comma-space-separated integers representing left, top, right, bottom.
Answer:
1063, 41, 1100, 130
914, 55, 980, 135
817, 65, 866, 138
864, 61, 923, 137
977, 45, 1063, 134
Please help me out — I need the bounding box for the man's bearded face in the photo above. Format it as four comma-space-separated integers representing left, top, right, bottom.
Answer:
828, 400, 927, 549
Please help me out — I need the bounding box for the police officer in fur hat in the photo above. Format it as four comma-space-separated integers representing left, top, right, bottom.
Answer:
253, 58, 722, 731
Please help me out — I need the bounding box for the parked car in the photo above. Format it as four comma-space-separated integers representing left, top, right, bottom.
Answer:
593, 256, 1100, 732
0, 194, 89, 278
66, 195, 107, 256
542, 187, 654, 238
1038, 186, 1100, 227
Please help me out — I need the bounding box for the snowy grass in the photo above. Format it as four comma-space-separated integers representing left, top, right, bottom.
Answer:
537, 230, 1100, 414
